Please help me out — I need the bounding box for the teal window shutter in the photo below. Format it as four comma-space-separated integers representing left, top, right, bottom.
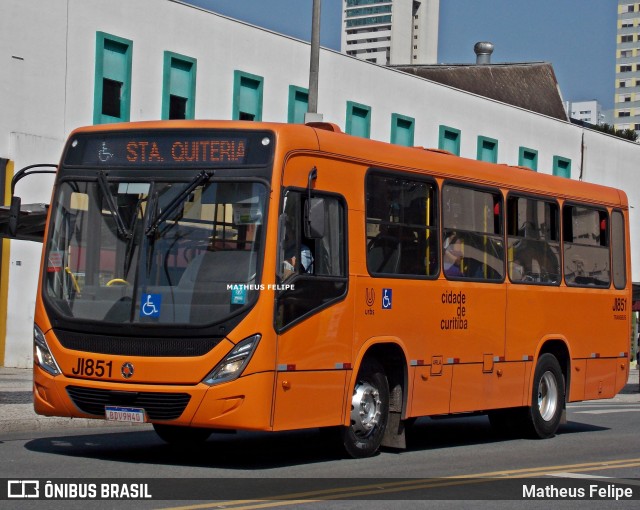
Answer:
346, 101, 371, 138
438, 125, 461, 155
161, 52, 197, 120
477, 136, 498, 163
94, 32, 133, 125
288, 86, 309, 124
553, 156, 572, 178
391, 114, 415, 146
233, 71, 264, 121
518, 147, 538, 171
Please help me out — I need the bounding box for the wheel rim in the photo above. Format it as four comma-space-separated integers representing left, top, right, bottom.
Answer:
537, 371, 558, 421
350, 381, 382, 438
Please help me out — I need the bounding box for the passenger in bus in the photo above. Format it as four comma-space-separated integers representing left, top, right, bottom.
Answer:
284, 242, 313, 277
443, 233, 464, 277
282, 221, 314, 278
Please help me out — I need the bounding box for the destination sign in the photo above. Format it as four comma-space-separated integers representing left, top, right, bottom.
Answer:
63, 130, 273, 168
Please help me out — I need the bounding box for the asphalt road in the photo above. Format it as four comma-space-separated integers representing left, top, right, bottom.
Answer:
1, 379, 639, 510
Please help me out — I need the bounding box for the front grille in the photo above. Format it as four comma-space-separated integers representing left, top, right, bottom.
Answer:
66, 386, 191, 420
55, 329, 221, 357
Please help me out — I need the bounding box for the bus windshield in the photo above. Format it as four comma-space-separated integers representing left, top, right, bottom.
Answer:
44, 176, 266, 326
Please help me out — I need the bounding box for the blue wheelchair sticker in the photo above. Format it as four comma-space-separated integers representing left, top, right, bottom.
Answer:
140, 293, 162, 318
382, 288, 392, 309
231, 285, 247, 305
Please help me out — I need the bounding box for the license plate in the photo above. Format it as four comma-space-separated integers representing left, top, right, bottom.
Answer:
105, 406, 146, 423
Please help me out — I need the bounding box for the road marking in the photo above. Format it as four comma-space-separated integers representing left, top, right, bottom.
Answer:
157, 457, 640, 510
573, 409, 640, 414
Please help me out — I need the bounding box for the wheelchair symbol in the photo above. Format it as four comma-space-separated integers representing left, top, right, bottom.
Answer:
98, 142, 114, 162
141, 294, 161, 317
382, 288, 392, 310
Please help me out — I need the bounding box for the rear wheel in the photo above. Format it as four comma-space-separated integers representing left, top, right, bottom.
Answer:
489, 354, 565, 439
153, 424, 211, 445
341, 359, 389, 458
527, 353, 565, 438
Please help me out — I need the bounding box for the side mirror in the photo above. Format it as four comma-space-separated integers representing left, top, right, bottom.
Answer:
304, 197, 325, 239
7, 196, 21, 238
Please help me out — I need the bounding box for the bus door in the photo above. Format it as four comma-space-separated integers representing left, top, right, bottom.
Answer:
434, 184, 508, 414
272, 163, 352, 430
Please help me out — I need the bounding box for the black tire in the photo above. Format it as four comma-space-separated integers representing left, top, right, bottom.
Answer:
525, 353, 565, 438
153, 424, 211, 445
341, 358, 389, 458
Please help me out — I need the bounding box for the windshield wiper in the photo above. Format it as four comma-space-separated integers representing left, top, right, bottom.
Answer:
97, 172, 131, 239
145, 170, 213, 238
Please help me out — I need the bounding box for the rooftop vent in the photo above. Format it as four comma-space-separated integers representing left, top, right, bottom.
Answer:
474, 42, 494, 65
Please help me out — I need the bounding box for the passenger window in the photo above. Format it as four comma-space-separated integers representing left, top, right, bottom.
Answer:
611, 210, 626, 290
365, 171, 438, 277
563, 205, 610, 287
506, 196, 560, 285
442, 184, 504, 281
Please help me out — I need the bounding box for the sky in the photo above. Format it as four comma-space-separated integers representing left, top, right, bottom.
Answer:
184, 0, 618, 110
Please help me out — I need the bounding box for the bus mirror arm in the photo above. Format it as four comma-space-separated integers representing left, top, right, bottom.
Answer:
1, 164, 57, 241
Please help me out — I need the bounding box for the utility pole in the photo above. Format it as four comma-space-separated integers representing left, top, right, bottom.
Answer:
305, 0, 323, 123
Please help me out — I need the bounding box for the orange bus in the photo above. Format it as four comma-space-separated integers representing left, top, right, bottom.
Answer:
3, 120, 631, 458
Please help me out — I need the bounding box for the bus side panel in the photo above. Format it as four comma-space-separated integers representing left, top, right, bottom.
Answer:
190, 372, 275, 430
410, 365, 452, 416
449, 362, 526, 413
568, 359, 587, 402
272, 371, 348, 430
583, 358, 618, 401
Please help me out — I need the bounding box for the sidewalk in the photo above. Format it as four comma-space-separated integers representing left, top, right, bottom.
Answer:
1, 366, 639, 435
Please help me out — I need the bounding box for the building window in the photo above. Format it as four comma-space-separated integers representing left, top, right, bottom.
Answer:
288, 85, 309, 124
233, 70, 264, 121
93, 32, 133, 125
390, 114, 415, 146
552, 156, 571, 178
476, 136, 498, 163
628, 4, 635, 12
346, 101, 372, 138
618, 110, 631, 117
635, 123, 640, 130
438, 125, 461, 156
161, 52, 197, 120
620, 65, 632, 72
621, 35, 633, 43
518, 147, 538, 171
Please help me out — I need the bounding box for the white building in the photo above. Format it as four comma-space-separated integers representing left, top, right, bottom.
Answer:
565, 100, 604, 126
1, 0, 640, 367
341, 0, 439, 65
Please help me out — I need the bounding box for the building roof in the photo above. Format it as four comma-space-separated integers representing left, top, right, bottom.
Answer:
391, 62, 569, 121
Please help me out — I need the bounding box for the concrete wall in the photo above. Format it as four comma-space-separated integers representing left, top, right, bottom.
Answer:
1, 0, 639, 366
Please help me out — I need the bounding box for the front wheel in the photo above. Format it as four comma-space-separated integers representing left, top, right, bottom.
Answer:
153, 424, 211, 445
526, 353, 565, 438
341, 359, 389, 458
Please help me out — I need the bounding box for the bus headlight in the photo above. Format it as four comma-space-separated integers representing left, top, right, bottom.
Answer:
34, 325, 61, 376
203, 334, 260, 385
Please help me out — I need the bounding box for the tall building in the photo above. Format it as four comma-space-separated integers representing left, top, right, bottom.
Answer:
565, 100, 604, 126
614, 1, 640, 132
341, 0, 439, 65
